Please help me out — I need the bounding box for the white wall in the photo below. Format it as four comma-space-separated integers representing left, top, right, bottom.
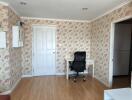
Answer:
113, 24, 132, 76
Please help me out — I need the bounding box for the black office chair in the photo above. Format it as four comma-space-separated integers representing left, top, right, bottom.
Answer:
70, 51, 86, 82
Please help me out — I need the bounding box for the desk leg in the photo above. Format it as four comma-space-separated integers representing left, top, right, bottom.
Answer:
93, 63, 94, 78
87, 67, 89, 77
66, 61, 69, 80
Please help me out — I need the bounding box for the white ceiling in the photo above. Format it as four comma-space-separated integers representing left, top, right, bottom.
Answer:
0, 0, 130, 21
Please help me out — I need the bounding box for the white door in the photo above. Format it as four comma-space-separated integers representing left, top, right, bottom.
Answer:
32, 26, 56, 76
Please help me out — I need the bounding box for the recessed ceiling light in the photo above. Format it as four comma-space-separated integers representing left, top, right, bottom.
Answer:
20, 1, 27, 5
82, 8, 88, 11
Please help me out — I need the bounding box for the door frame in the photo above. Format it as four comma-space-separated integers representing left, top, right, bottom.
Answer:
32, 24, 57, 76
109, 15, 132, 87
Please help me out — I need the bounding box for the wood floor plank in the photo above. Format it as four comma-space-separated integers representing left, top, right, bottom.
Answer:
112, 76, 131, 89
11, 76, 107, 100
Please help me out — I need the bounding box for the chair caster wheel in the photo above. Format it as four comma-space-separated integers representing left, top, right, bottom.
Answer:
83, 78, 86, 81
74, 79, 77, 82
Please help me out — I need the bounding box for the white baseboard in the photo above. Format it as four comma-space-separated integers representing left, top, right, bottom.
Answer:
22, 75, 33, 78
55, 72, 65, 75
0, 78, 21, 95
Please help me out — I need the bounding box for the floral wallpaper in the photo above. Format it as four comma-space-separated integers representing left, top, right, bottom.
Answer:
8, 7, 22, 91
91, 2, 132, 86
21, 18, 91, 75
0, 4, 22, 92
0, 4, 10, 92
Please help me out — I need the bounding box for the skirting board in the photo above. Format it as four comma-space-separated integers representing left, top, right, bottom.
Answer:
23, 72, 88, 76
0, 78, 21, 95
56, 73, 65, 75
22, 75, 33, 78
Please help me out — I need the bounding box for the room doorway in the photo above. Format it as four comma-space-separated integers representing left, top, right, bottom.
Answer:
32, 25, 56, 76
109, 17, 132, 88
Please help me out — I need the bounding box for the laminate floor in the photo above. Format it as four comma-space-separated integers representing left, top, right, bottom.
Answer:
11, 76, 107, 100
112, 75, 131, 89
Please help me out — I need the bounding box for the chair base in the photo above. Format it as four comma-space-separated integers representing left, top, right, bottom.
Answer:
73, 77, 86, 82
69, 73, 86, 82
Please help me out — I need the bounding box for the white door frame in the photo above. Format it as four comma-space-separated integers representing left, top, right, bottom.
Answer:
32, 24, 57, 76
109, 15, 132, 87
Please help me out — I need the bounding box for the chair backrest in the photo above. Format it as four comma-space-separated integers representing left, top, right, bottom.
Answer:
74, 51, 86, 62
70, 51, 86, 72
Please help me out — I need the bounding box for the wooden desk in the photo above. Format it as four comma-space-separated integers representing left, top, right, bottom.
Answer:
65, 58, 94, 80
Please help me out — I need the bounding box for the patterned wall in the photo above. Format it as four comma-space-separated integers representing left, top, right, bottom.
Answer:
91, 2, 132, 86
0, 4, 10, 92
8, 7, 22, 90
0, 4, 22, 92
21, 18, 91, 75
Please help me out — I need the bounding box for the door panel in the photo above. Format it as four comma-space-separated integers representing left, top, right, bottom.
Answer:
47, 29, 55, 50
113, 24, 131, 76
33, 26, 56, 76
